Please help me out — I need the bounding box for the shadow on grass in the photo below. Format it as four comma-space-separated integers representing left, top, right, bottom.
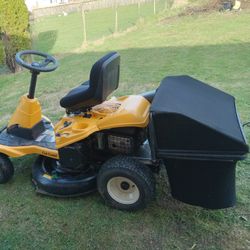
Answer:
33, 30, 58, 53
0, 65, 10, 74
0, 42, 249, 249
53, 42, 250, 102
1, 42, 250, 135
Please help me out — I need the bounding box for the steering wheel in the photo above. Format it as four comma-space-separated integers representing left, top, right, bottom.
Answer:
15, 50, 58, 73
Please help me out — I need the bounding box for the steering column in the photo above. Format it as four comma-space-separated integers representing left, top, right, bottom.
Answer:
7, 50, 58, 140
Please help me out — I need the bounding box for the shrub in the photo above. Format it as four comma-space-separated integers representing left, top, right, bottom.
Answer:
0, 0, 31, 72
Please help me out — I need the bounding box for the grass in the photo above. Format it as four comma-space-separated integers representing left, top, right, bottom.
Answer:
31, 0, 167, 54
0, 6, 250, 250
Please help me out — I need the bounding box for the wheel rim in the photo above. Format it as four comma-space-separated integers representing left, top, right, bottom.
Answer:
107, 177, 140, 205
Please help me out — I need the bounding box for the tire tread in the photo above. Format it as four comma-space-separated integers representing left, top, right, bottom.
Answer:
97, 155, 155, 211
0, 154, 14, 184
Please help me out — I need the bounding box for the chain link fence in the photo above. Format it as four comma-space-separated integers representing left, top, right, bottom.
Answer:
32, 0, 174, 53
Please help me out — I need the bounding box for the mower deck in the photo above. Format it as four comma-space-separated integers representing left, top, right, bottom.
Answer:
0, 119, 55, 149
32, 156, 97, 197
0, 120, 58, 158
32, 140, 155, 197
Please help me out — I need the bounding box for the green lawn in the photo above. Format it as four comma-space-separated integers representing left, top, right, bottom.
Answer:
32, 0, 167, 54
0, 7, 250, 250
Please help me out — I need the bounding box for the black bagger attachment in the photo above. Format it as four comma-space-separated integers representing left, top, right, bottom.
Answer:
150, 75, 249, 209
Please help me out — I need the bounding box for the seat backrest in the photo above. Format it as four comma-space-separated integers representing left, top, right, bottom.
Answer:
90, 52, 120, 102
59, 52, 120, 112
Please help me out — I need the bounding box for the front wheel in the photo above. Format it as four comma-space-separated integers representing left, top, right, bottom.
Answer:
0, 154, 14, 184
97, 156, 155, 211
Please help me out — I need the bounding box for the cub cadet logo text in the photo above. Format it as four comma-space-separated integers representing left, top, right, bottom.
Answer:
42, 151, 57, 158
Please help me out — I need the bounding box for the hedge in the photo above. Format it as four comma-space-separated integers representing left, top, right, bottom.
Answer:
0, 0, 31, 72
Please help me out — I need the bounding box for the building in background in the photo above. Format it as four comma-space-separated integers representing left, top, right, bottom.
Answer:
25, 0, 69, 11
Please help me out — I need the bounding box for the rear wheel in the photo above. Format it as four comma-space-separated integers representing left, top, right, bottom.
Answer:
0, 154, 14, 184
97, 155, 155, 211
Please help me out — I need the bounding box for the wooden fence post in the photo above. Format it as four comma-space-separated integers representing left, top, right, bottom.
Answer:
138, 0, 141, 18
165, 0, 170, 10
81, 6, 87, 44
115, 3, 118, 33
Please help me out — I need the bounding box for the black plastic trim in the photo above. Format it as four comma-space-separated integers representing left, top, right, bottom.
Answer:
157, 149, 248, 161
140, 90, 156, 103
7, 120, 45, 140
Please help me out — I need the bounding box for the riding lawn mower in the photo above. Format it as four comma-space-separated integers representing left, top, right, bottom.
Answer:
0, 50, 248, 211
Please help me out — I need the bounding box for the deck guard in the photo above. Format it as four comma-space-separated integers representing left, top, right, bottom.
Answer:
150, 75, 248, 209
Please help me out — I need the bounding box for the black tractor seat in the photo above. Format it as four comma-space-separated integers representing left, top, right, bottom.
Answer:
60, 81, 91, 109
60, 52, 120, 112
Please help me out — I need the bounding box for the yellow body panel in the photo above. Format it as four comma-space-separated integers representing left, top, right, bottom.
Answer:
0, 145, 58, 159
55, 95, 150, 149
8, 95, 42, 129
0, 95, 149, 158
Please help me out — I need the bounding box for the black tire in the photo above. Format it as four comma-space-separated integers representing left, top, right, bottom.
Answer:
0, 154, 14, 184
97, 155, 155, 211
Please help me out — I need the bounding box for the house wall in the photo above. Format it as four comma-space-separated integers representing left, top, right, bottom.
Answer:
31, 0, 154, 18
25, 0, 69, 11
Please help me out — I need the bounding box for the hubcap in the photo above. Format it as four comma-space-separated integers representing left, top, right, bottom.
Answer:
107, 177, 140, 205
121, 181, 130, 190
